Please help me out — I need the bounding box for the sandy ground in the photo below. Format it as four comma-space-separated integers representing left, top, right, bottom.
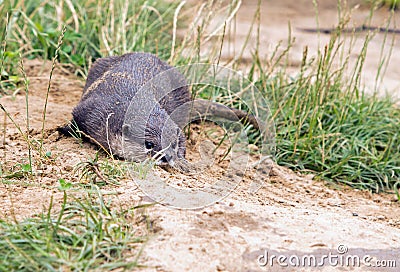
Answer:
0, 1, 399, 271
217, 0, 400, 101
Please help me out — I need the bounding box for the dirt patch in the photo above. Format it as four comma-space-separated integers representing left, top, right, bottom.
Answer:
136, 165, 399, 271
1, 0, 400, 268
218, 0, 400, 101
0, 57, 398, 271
1, 59, 89, 219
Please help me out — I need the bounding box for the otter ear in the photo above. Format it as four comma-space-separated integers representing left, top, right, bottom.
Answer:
122, 124, 131, 137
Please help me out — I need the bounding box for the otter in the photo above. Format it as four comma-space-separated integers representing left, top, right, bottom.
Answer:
60, 52, 260, 168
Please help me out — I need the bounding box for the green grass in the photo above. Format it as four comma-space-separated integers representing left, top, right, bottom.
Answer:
0, 0, 179, 269
245, 25, 398, 192
0, 0, 400, 268
0, 0, 178, 83
367, 0, 400, 9
1, 0, 399, 190
266, 78, 400, 190
254, 7, 400, 191
0, 189, 148, 271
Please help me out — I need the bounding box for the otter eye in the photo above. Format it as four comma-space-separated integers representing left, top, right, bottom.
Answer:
161, 156, 168, 163
145, 141, 154, 149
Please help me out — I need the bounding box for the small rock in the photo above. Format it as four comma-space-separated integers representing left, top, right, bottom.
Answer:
377, 215, 385, 220
63, 165, 73, 171
202, 208, 224, 216
248, 144, 259, 151
352, 212, 358, 217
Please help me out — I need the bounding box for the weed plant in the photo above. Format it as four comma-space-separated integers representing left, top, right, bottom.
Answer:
0, 0, 399, 268
0, 189, 147, 271
1, 0, 399, 190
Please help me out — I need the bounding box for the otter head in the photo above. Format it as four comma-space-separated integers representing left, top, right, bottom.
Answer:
122, 106, 186, 168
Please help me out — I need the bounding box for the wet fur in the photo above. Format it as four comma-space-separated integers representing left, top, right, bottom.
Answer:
60, 52, 261, 168
66, 53, 190, 163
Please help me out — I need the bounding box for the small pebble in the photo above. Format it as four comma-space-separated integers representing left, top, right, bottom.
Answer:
248, 144, 259, 151
63, 165, 73, 171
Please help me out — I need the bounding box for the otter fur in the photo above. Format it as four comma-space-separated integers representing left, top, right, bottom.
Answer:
60, 52, 260, 168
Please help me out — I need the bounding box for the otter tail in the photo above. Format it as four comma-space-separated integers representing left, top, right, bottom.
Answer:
190, 99, 264, 131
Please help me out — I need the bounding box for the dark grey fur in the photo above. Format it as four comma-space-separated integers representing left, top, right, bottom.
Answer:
70, 52, 190, 166
61, 52, 261, 168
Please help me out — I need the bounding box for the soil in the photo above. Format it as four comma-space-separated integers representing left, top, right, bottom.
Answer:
0, 1, 399, 271
217, 0, 400, 102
